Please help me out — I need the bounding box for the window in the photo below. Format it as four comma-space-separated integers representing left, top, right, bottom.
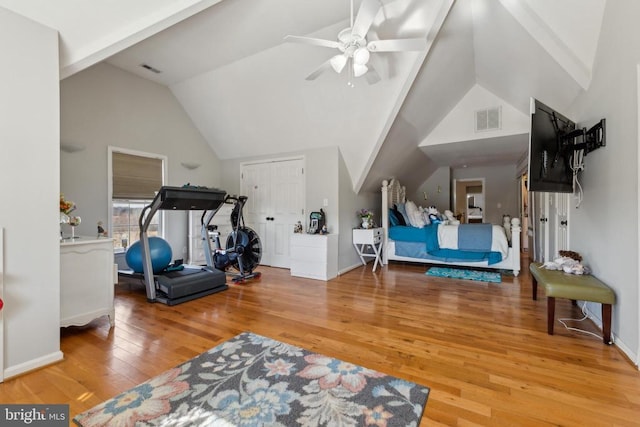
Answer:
112, 200, 159, 250
109, 148, 166, 251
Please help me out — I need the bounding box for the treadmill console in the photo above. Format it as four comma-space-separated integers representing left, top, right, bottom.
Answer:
157, 186, 226, 210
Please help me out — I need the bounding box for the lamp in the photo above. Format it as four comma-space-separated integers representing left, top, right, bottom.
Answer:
330, 54, 348, 73
353, 63, 368, 77
353, 47, 370, 66
181, 162, 201, 170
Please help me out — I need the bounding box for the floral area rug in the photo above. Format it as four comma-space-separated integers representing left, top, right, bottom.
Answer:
425, 266, 501, 283
73, 332, 430, 426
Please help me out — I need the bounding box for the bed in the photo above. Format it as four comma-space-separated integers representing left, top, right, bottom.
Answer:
381, 178, 521, 276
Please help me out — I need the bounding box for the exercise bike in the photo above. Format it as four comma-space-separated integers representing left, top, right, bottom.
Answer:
202, 195, 262, 283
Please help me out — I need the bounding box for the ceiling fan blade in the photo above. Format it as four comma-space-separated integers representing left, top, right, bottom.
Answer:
284, 35, 340, 49
364, 65, 381, 85
367, 38, 427, 52
352, 0, 381, 39
305, 59, 333, 81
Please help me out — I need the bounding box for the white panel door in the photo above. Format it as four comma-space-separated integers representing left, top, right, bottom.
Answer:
269, 160, 305, 268
241, 159, 305, 268
532, 192, 570, 263
533, 192, 550, 262
547, 193, 557, 261
555, 193, 570, 254
241, 163, 271, 263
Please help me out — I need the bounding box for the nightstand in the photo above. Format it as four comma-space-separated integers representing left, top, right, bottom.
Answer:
352, 227, 383, 272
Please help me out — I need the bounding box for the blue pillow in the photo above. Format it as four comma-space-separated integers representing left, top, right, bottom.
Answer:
392, 205, 407, 226
388, 208, 400, 226
396, 203, 411, 225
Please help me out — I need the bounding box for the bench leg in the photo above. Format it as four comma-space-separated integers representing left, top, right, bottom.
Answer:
602, 304, 612, 345
547, 297, 555, 335
532, 275, 538, 300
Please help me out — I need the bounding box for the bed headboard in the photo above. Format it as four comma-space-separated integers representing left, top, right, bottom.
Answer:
382, 178, 405, 208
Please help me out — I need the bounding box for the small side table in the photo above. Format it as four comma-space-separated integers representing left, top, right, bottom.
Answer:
352, 227, 383, 272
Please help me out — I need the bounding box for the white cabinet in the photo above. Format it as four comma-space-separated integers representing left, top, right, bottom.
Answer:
352, 227, 383, 272
289, 233, 338, 281
60, 237, 115, 328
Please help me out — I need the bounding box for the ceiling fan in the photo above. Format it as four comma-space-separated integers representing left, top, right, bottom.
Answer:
284, 0, 427, 84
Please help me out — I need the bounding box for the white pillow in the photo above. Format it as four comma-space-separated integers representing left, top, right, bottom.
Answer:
405, 200, 426, 228
419, 206, 431, 225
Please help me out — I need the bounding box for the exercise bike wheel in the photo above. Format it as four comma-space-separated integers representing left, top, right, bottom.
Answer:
225, 226, 262, 272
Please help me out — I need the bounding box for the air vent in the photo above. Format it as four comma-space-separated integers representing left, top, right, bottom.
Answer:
475, 106, 501, 132
140, 63, 162, 74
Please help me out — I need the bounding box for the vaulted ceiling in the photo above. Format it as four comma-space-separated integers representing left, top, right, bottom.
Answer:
0, 0, 605, 193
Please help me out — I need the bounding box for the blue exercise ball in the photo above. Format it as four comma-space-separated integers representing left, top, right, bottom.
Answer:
126, 237, 172, 274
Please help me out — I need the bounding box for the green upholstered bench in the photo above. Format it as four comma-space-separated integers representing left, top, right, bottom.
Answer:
530, 262, 615, 344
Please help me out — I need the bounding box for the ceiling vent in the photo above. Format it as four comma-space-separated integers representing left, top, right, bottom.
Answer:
475, 107, 501, 132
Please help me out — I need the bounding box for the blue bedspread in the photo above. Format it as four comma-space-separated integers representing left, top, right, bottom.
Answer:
458, 223, 492, 252
389, 224, 503, 265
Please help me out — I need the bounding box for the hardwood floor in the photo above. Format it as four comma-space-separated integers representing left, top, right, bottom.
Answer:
2, 255, 639, 426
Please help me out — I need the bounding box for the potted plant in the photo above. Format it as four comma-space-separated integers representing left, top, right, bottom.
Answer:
357, 208, 373, 229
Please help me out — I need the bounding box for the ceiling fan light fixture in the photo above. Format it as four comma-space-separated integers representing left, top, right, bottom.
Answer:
284, 0, 426, 84
353, 47, 370, 65
330, 54, 348, 73
353, 63, 368, 77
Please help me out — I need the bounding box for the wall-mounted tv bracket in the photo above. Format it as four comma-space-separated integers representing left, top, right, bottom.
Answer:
563, 118, 606, 156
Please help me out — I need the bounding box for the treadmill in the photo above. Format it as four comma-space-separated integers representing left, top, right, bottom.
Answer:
135, 186, 228, 305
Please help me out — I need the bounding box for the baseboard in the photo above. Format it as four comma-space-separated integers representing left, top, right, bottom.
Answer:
338, 262, 368, 276
583, 305, 638, 368
3, 350, 64, 381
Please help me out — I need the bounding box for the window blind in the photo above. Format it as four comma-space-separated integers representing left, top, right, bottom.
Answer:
112, 152, 162, 199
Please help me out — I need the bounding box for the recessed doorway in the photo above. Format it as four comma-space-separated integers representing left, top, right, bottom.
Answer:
453, 178, 485, 223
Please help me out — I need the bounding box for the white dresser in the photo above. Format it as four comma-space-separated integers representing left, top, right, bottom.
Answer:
289, 233, 338, 281
60, 237, 115, 328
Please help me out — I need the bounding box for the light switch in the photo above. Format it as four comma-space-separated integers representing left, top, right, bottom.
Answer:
323, 198, 329, 207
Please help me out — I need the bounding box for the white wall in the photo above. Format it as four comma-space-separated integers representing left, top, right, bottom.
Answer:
412, 167, 452, 211
568, 0, 639, 362
452, 164, 519, 225
421, 84, 530, 146
60, 62, 223, 258
338, 153, 380, 272
0, 8, 63, 377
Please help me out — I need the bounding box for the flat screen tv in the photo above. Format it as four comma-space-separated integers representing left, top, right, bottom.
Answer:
528, 98, 576, 193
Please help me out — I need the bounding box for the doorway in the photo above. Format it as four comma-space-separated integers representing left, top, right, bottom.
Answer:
453, 178, 485, 223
